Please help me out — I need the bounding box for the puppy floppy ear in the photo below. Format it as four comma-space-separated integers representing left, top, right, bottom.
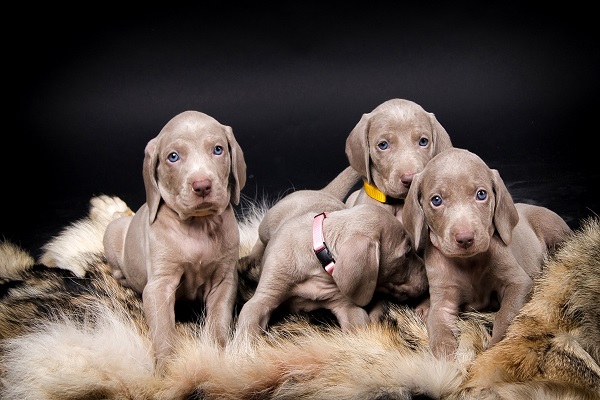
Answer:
491, 168, 519, 245
142, 137, 161, 224
402, 172, 427, 251
332, 235, 379, 307
428, 112, 453, 154
224, 125, 247, 205
345, 112, 372, 183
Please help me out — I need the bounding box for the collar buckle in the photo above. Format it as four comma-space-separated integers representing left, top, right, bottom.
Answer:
312, 212, 335, 275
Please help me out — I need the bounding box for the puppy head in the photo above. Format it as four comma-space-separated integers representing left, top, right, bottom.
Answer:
403, 148, 518, 257
332, 233, 380, 307
331, 204, 428, 306
143, 111, 246, 223
222, 124, 247, 205
345, 99, 452, 198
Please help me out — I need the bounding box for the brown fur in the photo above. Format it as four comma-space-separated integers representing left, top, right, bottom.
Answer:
454, 216, 600, 399
0, 245, 145, 343
0, 195, 597, 400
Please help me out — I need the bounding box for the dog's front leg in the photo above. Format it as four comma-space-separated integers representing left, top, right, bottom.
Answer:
143, 273, 181, 374
423, 248, 462, 360
489, 266, 533, 348
204, 267, 238, 347
426, 286, 461, 360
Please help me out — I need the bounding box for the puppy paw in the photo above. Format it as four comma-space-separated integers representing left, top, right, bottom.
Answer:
415, 298, 430, 322
429, 333, 458, 361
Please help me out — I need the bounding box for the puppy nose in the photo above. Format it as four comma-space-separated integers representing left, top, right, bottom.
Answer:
400, 173, 414, 188
454, 231, 474, 249
192, 179, 212, 197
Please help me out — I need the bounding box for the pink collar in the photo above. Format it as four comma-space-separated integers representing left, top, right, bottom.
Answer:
313, 212, 335, 275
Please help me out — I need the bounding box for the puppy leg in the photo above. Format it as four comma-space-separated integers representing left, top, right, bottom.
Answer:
238, 239, 265, 282
331, 299, 370, 331
204, 270, 238, 347
102, 216, 134, 288
426, 288, 461, 359
367, 298, 388, 323
236, 277, 292, 339
142, 274, 181, 374
488, 274, 532, 348
414, 297, 430, 322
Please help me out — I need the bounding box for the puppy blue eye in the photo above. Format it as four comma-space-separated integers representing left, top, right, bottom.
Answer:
377, 141, 389, 150
213, 145, 224, 155
167, 152, 179, 162
419, 137, 429, 147
431, 195, 442, 207
476, 190, 487, 201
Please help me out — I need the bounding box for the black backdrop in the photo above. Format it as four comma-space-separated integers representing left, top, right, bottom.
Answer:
5, 4, 599, 259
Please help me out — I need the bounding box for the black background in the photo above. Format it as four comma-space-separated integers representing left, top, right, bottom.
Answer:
5, 4, 599, 259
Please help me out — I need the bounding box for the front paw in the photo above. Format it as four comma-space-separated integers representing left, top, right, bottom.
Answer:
367, 299, 387, 323
110, 267, 133, 288
429, 332, 458, 360
415, 297, 430, 322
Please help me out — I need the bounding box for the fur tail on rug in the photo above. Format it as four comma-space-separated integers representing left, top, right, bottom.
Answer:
1, 195, 599, 400
37, 194, 134, 277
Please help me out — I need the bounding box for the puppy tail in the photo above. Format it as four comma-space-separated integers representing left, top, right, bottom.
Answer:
321, 165, 362, 201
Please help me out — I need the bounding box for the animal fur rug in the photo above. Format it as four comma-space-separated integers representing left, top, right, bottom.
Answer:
0, 195, 599, 400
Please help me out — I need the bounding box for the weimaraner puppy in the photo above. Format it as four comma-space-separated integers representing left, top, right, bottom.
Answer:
236, 203, 429, 339
239, 165, 361, 280
103, 110, 246, 373
345, 98, 453, 223
402, 147, 572, 360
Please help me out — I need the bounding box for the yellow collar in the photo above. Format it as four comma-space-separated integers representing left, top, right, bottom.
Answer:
363, 181, 403, 205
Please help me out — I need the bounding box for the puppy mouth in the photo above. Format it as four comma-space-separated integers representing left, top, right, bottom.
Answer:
438, 243, 489, 258
384, 183, 409, 199
191, 203, 221, 216
178, 201, 220, 218
192, 210, 216, 217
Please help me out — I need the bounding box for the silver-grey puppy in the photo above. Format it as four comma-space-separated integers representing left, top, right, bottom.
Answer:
103, 110, 246, 373
402, 148, 572, 360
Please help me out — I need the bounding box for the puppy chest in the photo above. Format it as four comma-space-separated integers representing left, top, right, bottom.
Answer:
177, 260, 233, 300
159, 225, 235, 260
428, 258, 500, 312
457, 270, 501, 311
